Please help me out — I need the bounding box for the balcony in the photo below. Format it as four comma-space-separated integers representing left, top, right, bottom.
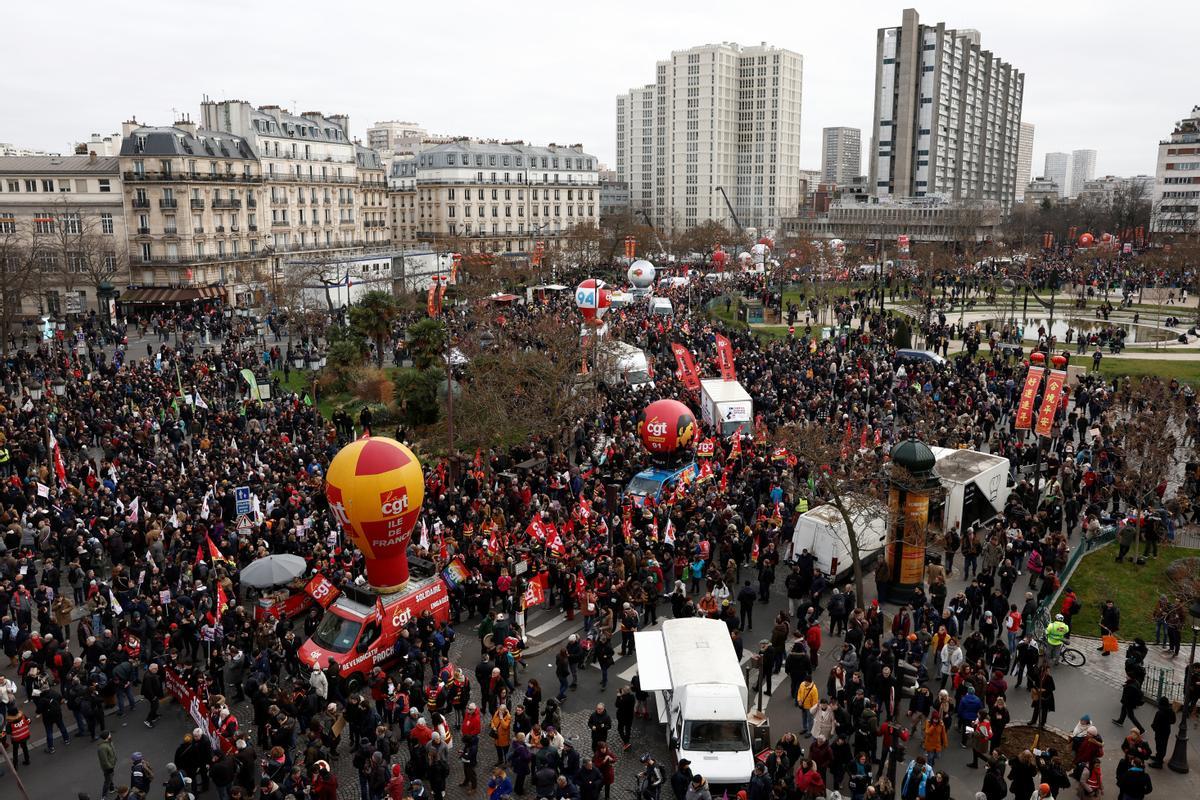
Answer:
124, 170, 181, 182
163, 228, 179, 236
190, 199, 205, 210
159, 198, 178, 209
247, 199, 257, 208
215, 226, 225, 233
194, 227, 205, 235
230, 225, 239, 233
248, 224, 258, 232
271, 220, 289, 228
136, 227, 150, 235
212, 199, 242, 209
132, 198, 151, 209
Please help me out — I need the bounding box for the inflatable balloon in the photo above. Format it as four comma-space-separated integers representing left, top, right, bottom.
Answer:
1078, 232, 1094, 247
636, 399, 697, 456
829, 238, 846, 255
325, 437, 425, 592
711, 249, 727, 270
627, 260, 656, 289
575, 279, 611, 323
757, 237, 775, 249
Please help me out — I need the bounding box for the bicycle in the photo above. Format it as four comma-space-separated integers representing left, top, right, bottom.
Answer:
1033, 630, 1087, 668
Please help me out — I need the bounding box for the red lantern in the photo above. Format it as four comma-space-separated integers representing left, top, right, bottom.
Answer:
1078, 232, 1095, 248
636, 399, 697, 456
1030, 351, 1046, 366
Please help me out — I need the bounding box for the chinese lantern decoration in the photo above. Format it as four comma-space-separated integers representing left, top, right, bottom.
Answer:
636, 399, 697, 456
575, 279, 611, 323
325, 437, 425, 593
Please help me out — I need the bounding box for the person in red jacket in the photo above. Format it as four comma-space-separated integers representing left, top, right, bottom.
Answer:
6, 704, 32, 767
386, 763, 406, 800
311, 762, 339, 800
461, 702, 482, 738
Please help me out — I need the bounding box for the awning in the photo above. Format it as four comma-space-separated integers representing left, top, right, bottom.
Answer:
488, 293, 519, 303
633, 630, 673, 691
120, 286, 225, 305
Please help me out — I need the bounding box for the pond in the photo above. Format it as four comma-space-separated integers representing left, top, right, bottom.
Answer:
983, 316, 1176, 344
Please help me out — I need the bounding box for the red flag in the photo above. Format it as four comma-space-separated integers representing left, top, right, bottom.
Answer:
524, 573, 548, 608
526, 517, 548, 541
576, 497, 592, 523
728, 427, 744, 460
206, 535, 226, 564
216, 583, 230, 615
670, 342, 702, 391
596, 516, 609, 539
661, 517, 675, 544
714, 333, 736, 381
860, 426, 869, 450
621, 515, 633, 542
546, 526, 568, 557
719, 469, 728, 494
698, 460, 715, 482
196, 544, 204, 565
48, 429, 67, 488
486, 530, 502, 554
874, 429, 882, 447
575, 570, 586, 598
750, 535, 760, 562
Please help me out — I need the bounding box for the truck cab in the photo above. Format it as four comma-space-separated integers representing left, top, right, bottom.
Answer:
634, 618, 754, 786
624, 462, 697, 507
299, 567, 450, 691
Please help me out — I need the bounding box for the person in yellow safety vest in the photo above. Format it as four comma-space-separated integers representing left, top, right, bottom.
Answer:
1045, 613, 1070, 663
0, 442, 10, 476
796, 496, 809, 515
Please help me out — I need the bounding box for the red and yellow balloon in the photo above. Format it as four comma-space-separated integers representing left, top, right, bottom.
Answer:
325, 437, 425, 592
637, 399, 697, 456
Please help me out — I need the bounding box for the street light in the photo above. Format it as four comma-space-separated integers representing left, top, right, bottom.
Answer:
1167, 601, 1200, 774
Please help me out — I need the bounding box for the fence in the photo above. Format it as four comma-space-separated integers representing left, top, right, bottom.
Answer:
1037, 527, 1117, 618
1145, 664, 1187, 704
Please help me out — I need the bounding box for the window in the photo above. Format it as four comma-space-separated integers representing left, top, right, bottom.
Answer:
0, 214, 14, 233
98, 179, 111, 193
35, 216, 55, 234
5, 180, 17, 192
100, 213, 114, 234
24, 180, 36, 192
41, 179, 54, 192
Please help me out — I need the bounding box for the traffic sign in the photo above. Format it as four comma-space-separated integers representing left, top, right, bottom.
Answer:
235, 486, 251, 516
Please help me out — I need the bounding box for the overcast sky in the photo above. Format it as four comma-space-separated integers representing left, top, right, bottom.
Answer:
3, 0, 1194, 178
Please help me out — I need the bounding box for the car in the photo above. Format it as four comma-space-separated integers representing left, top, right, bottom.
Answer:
894, 348, 946, 366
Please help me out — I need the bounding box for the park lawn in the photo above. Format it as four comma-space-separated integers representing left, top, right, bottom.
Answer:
1065, 544, 1196, 643
1096, 358, 1200, 385
273, 370, 341, 419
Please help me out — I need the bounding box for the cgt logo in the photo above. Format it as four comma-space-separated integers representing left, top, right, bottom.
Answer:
379, 487, 410, 517
645, 419, 668, 438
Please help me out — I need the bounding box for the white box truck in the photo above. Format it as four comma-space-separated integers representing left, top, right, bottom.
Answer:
929, 447, 1012, 534
699, 379, 753, 438
634, 619, 754, 786
595, 340, 655, 389
790, 501, 888, 581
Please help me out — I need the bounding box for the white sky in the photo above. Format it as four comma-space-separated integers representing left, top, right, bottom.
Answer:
3, 0, 1196, 178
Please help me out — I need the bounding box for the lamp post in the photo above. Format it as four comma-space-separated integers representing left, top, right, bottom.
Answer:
1167, 601, 1200, 774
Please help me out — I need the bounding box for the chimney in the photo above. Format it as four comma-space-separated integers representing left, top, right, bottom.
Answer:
329, 114, 350, 136
175, 117, 198, 136
121, 118, 139, 137
89, 151, 97, 164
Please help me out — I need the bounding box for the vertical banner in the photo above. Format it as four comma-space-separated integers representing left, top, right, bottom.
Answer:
1035, 369, 1067, 437
1014, 366, 1044, 430
427, 284, 438, 317
714, 333, 736, 381
670, 343, 701, 391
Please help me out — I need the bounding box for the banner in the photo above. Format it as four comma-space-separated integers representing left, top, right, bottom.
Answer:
427, 284, 438, 317
523, 573, 548, 608
671, 343, 702, 391
441, 556, 470, 588
1035, 369, 1067, 437
1014, 366, 1044, 430
304, 573, 340, 608
714, 333, 736, 381
696, 439, 715, 459
163, 668, 236, 754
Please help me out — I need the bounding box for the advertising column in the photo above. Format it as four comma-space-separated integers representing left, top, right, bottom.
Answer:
885, 440, 940, 604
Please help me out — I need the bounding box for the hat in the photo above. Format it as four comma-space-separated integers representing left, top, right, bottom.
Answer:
678, 759, 691, 767
132, 752, 144, 762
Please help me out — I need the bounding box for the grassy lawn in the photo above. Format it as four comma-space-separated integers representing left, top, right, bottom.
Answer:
1066, 544, 1196, 642
1096, 358, 1200, 385
273, 370, 341, 418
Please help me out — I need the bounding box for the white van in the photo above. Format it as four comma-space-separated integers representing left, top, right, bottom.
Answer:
649, 297, 674, 317
634, 619, 754, 786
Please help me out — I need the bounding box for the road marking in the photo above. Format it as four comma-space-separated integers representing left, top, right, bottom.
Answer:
527, 615, 576, 639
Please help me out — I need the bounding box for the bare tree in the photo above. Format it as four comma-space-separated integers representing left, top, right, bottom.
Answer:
1113, 377, 1188, 551
0, 219, 47, 353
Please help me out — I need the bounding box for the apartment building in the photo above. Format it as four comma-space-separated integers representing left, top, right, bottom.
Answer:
0, 153, 129, 317
1151, 105, 1200, 235
821, 127, 862, 186
117, 121, 266, 306
870, 9, 1024, 210
616, 42, 804, 233
389, 140, 598, 256
1015, 122, 1034, 201
356, 144, 390, 245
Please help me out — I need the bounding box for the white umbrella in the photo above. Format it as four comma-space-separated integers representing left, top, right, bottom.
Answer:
240, 554, 307, 589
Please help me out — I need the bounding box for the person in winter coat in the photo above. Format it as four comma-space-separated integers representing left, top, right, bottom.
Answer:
1077, 758, 1102, 800
956, 686, 984, 745
1115, 758, 1152, 800
1008, 750, 1038, 800
1113, 677, 1146, 732
811, 700, 836, 741
97, 730, 117, 797
578, 758, 605, 800
900, 755, 933, 799
921, 712, 948, 766
593, 741, 617, 800
1074, 726, 1105, 773
685, 774, 712, 800
796, 678, 819, 735
1148, 696, 1175, 768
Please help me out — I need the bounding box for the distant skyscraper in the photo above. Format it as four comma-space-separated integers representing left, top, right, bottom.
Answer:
1015, 122, 1034, 201
870, 8, 1024, 209
616, 41, 804, 232
1044, 152, 1072, 198
1069, 149, 1097, 197
821, 127, 861, 186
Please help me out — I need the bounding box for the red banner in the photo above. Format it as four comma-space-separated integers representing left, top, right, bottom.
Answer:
1035, 369, 1067, 437
671, 342, 702, 391
524, 573, 548, 608
714, 333, 736, 381
164, 668, 237, 754
696, 439, 715, 459
1015, 366, 1044, 430
304, 573, 341, 608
